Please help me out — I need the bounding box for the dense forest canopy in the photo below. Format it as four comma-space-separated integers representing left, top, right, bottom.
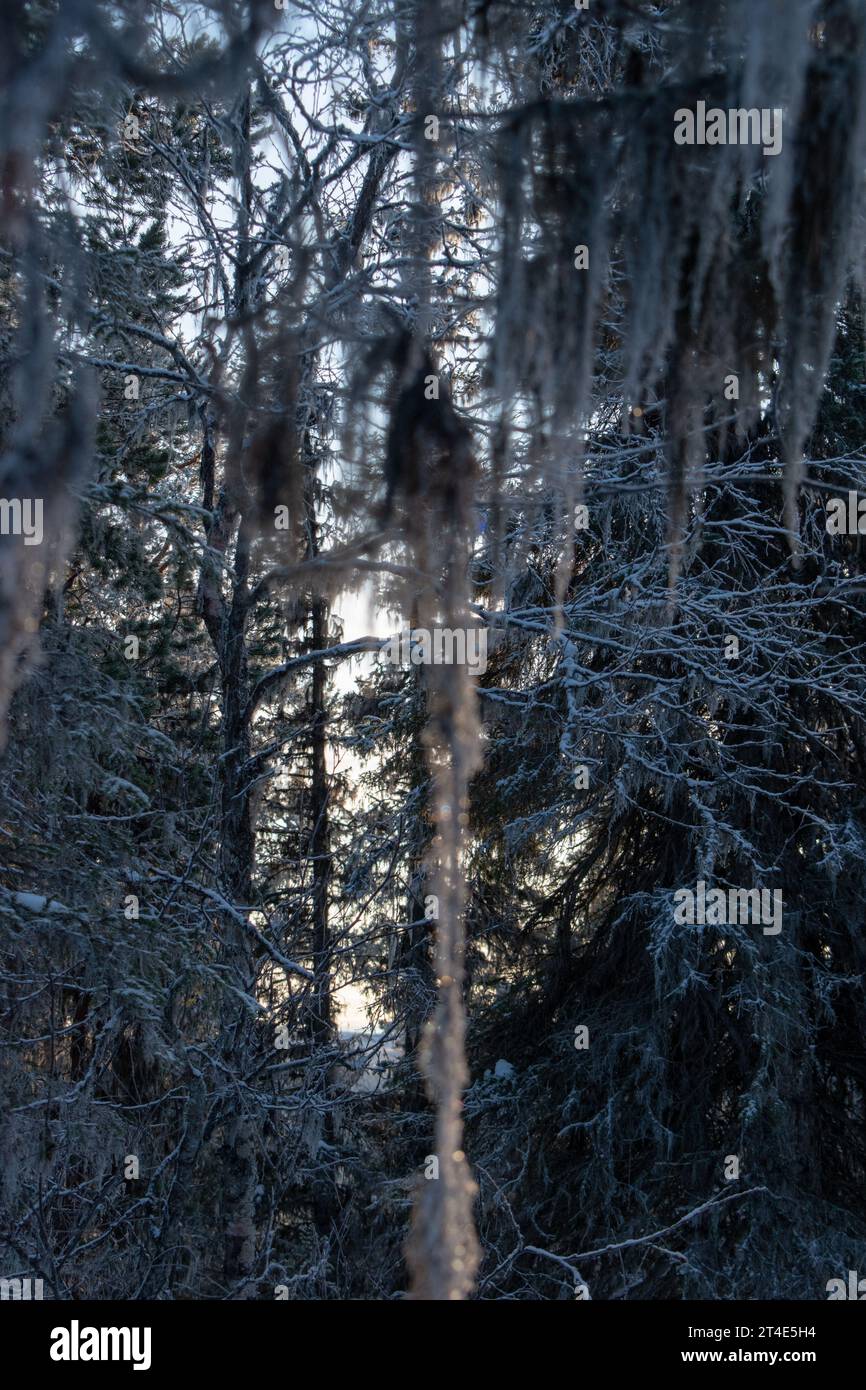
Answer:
2, 0, 866, 1302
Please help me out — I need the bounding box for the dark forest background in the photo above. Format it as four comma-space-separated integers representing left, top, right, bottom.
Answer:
2, 0, 866, 1300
